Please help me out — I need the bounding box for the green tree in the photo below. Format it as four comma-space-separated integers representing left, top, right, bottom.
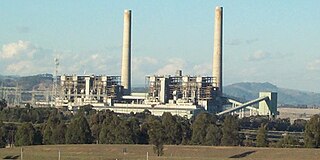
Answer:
116, 120, 134, 144
191, 112, 216, 144
65, 114, 92, 144
33, 126, 43, 145
256, 124, 268, 147
43, 112, 66, 144
304, 114, 320, 148
0, 99, 7, 111
79, 105, 94, 115
0, 121, 6, 148
30, 109, 44, 123
52, 123, 67, 144
99, 115, 120, 144
139, 121, 150, 144
204, 124, 222, 146
99, 114, 134, 144
288, 119, 307, 132
15, 123, 35, 146
277, 133, 299, 148
148, 118, 164, 156
268, 118, 290, 131
161, 112, 181, 144
2, 123, 17, 147
19, 111, 31, 122
90, 111, 106, 144
134, 109, 151, 121
176, 116, 191, 145
127, 117, 141, 144
90, 123, 101, 144
43, 126, 53, 144
221, 115, 239, 146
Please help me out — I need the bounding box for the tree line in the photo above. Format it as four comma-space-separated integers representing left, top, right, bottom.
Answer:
1, 100, 320, 155
0, 107, 239, 156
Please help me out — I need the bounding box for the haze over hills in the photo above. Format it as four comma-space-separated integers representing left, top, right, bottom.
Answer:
0, 74, 52, 90
224, 82, 320, 106
1, 74, 320, 106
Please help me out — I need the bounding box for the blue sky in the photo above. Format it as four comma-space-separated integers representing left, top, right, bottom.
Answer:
0, 1, 320, 92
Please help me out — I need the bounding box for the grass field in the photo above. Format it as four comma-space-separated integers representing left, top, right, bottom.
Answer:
278, 107, 320, 122
1, 144, 320, 160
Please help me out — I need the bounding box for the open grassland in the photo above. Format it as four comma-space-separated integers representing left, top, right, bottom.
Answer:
278, 107, 320, 122
1, 144, 320, 160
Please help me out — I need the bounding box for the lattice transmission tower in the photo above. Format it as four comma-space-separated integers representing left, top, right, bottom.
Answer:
52, 57, 59, 107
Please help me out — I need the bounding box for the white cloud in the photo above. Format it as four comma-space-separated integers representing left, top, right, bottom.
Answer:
6, 61, 33, 73
91, 54, 99, 60
58, 51, 121, 75
307, 59, 320, 71
247, 50, 269, 61
0, 40, 36, 59
132, 56, 158, 72
192, 63, 211, 76
131, 57, 214, 85
156, 58, 185, 75
0, 40, 54, 75
130, 56, 159, 85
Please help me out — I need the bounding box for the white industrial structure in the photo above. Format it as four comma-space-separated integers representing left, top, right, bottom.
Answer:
145, 73, 220, 113
55, 75, 122, 108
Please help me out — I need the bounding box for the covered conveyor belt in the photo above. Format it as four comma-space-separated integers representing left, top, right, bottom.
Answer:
216, 96, 269, 116
227, 98, 259, 111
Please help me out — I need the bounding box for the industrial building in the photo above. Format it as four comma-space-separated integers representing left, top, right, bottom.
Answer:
145, 73, 220, 112
55, 74, 221, 118
53, 7, 278, 118
55, 75, 122, 108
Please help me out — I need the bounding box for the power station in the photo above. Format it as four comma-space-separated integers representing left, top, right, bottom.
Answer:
52, 7, 278, 118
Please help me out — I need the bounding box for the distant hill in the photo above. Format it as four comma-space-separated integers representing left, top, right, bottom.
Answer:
0, 74, 53, 90
132, 87, 148, 93
224, 82, 320, 105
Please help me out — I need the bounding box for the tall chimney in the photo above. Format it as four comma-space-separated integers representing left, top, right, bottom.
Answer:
121, 10, 132, 95
213, 6, 223, 94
